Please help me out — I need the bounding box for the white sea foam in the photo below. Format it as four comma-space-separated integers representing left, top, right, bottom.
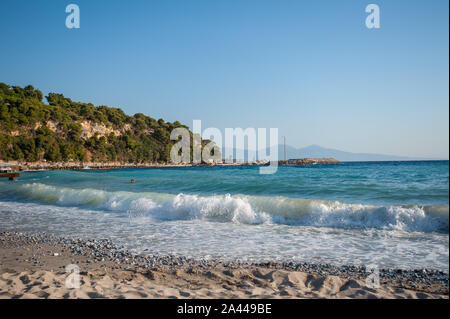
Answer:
0, 200, 448, 271
5, 183, 449, 233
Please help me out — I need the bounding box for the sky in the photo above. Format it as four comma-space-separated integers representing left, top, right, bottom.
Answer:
0, 0, 448, 159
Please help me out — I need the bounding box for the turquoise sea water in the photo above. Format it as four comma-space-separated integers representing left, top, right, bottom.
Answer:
0, 161, 448, 270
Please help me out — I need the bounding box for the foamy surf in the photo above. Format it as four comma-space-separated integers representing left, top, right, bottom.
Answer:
3, 182, 448, 233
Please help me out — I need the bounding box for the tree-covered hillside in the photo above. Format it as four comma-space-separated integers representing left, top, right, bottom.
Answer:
0, 83, 199, 163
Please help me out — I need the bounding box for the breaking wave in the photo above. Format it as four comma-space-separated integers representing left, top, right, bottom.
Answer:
3, 183, 449, 233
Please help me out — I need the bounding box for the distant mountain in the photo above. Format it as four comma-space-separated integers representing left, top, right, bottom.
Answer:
279, 144, 423, 162
275, 144, 437, 162
223, 144, 429, 162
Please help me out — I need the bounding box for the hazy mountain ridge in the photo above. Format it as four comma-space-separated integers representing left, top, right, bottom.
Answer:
281, 144, 431, 162
224, 144, 435, 162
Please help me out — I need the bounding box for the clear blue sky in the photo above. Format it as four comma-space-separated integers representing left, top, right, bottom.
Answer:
1, 0, 448, 158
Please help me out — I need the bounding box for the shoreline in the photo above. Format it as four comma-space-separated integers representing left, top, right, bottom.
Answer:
1, 161, 237, 171
0, 159, 344, 172
1, 159, 446, 173
0, 231, 448, 299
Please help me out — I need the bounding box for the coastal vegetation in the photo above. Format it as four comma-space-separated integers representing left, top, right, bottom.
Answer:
0, 83, 207, 163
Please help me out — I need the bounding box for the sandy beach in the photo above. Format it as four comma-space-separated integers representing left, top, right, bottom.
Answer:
0, 232, 447, 299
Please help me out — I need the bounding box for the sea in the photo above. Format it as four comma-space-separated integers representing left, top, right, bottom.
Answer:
0, 161, 448, 271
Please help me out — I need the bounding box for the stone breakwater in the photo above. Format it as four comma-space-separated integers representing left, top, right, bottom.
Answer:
278, 158, 341, 165
0, 232, 447, 295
